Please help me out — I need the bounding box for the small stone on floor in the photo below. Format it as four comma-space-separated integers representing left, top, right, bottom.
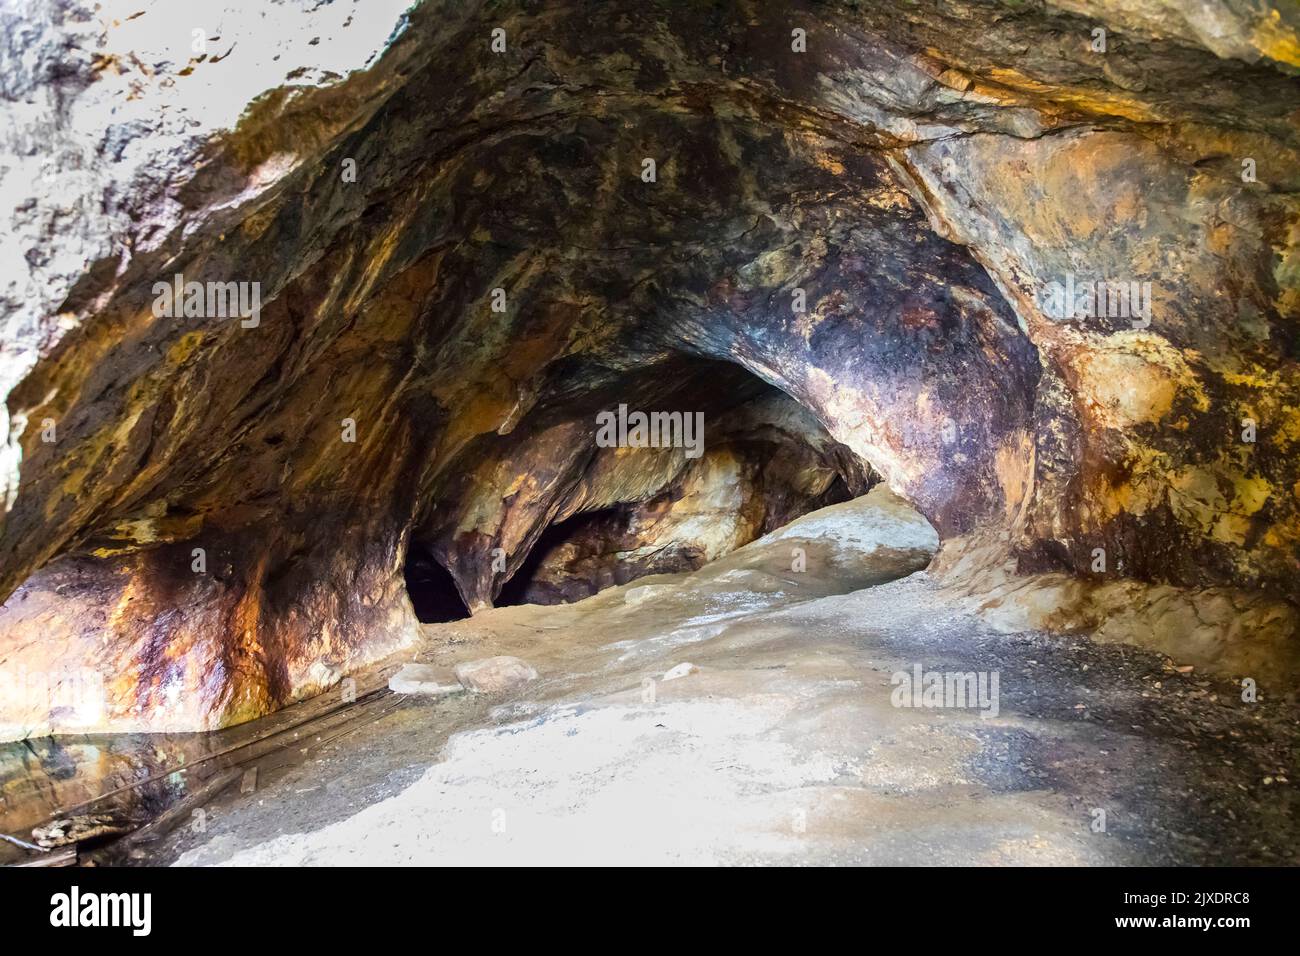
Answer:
455, 656, 538, 693
388, 663, 464, 696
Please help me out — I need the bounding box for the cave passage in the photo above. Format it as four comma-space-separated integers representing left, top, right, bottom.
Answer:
402, 544, 471, 623
494, 508, 624, 608
494, 473, 861, 609
452, 353, 876, 611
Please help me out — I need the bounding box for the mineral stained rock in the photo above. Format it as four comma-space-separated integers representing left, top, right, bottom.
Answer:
1, 0, 1298, 735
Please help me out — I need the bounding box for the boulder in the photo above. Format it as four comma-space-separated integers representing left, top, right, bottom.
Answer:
454, 657, 539, 694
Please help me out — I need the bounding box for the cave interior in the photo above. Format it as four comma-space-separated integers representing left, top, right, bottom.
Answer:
1, 0, 1299, 867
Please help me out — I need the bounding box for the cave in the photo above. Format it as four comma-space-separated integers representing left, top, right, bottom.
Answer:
402, 544, 471, 623
483, 356, 868, 607
494, 507, 636, 608
1, 0, 1299, 879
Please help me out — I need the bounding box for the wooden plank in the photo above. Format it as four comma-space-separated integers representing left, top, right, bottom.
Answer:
125, 768, 243, 845
53, 685, 392, 818
9, 846, 76, 867
14, 666, 403, 852
0, 831, 46, 852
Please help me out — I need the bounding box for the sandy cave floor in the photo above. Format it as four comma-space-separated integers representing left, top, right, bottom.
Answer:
122, 489, 1300, 866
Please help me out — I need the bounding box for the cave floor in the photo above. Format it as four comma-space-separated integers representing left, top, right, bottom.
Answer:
44, 490, 1300, 866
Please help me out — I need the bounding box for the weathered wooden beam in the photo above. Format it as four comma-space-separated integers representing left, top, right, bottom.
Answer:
125, 768, 244, 845
9, 845, 76, 867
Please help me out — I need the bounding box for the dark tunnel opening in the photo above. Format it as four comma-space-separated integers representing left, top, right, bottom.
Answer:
403, 543, 471, 623
495, 507, 629, 608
